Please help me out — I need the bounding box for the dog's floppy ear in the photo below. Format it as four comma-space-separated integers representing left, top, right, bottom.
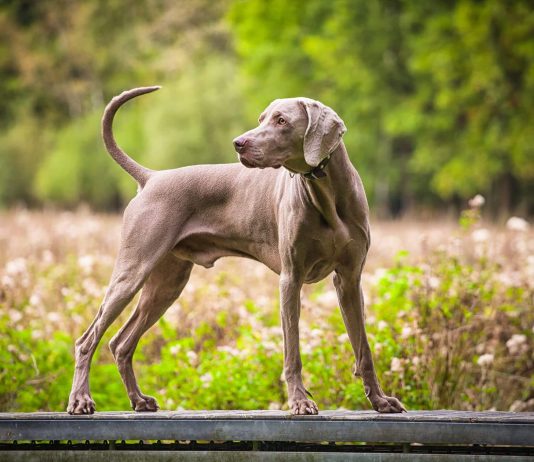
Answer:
301, 99, 347, 167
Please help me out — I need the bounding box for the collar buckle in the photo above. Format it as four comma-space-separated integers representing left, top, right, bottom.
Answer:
302, 155, 331, 180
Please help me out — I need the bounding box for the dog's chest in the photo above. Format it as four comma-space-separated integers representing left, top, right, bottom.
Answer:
296, 225, 346, 283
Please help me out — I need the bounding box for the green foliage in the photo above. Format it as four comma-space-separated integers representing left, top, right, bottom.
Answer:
0, 318, 73, 411
228, 0, 534, 214
32, 58, 246, 208
1, 225, 531, 412
0, 113, 51, 206
0, 0, 533, 214
143, 58, 247, 170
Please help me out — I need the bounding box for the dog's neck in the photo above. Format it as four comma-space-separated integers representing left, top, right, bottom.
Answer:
297, 143, 369, 249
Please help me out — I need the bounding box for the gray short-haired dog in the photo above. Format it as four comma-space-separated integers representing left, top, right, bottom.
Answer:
67, 87, 405, 415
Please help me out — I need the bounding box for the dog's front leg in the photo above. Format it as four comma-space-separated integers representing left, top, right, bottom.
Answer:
333, 267, 406, 413
279, 273, 318, 415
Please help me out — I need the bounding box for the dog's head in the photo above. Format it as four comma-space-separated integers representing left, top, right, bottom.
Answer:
233, 98, 346, 173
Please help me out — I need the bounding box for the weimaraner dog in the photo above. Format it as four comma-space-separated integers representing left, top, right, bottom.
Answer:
67, 86, 406, 415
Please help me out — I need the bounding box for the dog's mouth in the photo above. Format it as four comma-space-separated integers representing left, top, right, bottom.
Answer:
238, 154, 282, 170
238, 155, 257, 168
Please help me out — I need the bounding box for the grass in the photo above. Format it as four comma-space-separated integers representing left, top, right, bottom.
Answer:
0, 207, 532, 412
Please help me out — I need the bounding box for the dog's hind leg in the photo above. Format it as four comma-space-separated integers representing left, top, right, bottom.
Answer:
67, 204, 181, 415
109, 253, 193, 411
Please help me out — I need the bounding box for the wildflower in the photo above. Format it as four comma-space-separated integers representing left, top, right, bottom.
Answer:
497, 271, 522, 288
31, 330, 43, 339
200, 372, 213, 385
1, 275, 14, 287
262, 340, 277, 352
428, 276, 441, 289
468, 194, 485, 208
477, 353, 494, 367
471, 228, 490, 243
506, 334, 528, 355
5, 257, 27, 275
310, 328, 323, 338
186, 350, 198, 365
169, 345, 181, 356
370, 268, 388, 285
217, 345, 240, 356
390, 357, 403, 373
301, 344, 313, 355
401, 326, 413, 338
78, 255, 95, 273
8, 309, 23, 323
506, 217, 529, 232
47, 312, 61, 323
42, 250, 54, 264
377, 320, 388, 331
316, 290, 338, 307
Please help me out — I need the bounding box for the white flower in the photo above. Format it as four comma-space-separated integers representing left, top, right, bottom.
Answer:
29, 293, 41, 307
468, 194, 485, 208
316, 290, 338, 307
471, 228, 490, 243
390, 357, 403, 373
337, 333, 350, 343
217, 345, 240, 356
477, 353, 494, 367
401, 326, 413, 338
31, 330, 43, 339
377, 320, 388, 331
47, 312, 61, 323
169, 344, 181, 356
506, 217, 530, 232
310, 328, 323, 338
9, 309, 23, 323
42, 250, 54, 264
301, 343, 313, 355
1, 275, 14, 287
5, 258, 27, 275
370, 268, 388, 285
78, 255, 95, 273
200, 372, 213, 385
186, 350, 198, 365
506, 334, 528, 355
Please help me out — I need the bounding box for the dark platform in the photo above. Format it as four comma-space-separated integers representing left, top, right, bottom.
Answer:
1, 410, 533, 461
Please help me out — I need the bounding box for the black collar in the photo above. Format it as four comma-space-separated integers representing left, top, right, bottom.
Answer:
286, 155, 332, 180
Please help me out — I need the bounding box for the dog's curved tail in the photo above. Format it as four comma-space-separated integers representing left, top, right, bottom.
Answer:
102, 86, 160, 187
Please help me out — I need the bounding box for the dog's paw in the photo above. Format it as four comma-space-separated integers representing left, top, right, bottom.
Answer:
371, 394, 406, 413
290, 398, 319, 415
132, 395, 159, 412
67, 393, 96, 415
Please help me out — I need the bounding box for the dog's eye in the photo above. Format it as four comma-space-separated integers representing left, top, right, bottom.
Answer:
277, 117, 286, 125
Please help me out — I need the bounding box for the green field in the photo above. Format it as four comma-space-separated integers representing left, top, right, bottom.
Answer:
1, 208, 532, 413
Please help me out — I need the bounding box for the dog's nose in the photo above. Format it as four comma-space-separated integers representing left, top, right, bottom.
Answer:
233, 136, 248, 152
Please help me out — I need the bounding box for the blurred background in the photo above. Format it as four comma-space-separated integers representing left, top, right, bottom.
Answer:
0, 0, 532, 413
0, 0, 533, 217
